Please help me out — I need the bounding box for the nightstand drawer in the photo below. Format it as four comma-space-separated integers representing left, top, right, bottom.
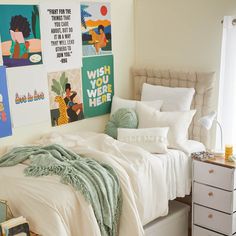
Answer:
193, 204, 236, 235
193, 225, 224, 236
193, 160, 235, 191
193, 182, 236, 213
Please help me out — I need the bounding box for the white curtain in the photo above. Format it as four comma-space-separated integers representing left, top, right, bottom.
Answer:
217, 16, 236, 148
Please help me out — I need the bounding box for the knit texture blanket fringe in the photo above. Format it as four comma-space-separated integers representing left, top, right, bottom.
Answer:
0, 144, 122, 236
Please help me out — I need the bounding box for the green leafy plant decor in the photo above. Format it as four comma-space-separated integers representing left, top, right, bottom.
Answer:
51, 72, 69, 96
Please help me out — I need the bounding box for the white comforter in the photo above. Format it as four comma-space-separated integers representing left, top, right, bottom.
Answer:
0, 132, 169, 236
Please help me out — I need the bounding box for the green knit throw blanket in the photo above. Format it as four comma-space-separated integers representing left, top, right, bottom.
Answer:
0, 144, 122, 236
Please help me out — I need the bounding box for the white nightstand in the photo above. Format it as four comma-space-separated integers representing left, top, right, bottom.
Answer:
192, 157, 236, 236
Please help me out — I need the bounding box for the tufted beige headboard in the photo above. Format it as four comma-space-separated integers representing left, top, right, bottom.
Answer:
133, 68, 215, 148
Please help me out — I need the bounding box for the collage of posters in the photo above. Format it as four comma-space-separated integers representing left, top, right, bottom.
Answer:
0, 2, 114, 138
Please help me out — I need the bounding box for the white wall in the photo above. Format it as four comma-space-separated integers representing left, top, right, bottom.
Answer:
135, 0, 236, 70
0, 0, 135, 151
135, 0, 236, 148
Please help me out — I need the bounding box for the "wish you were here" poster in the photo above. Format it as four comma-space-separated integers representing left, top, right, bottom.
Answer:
82, 55, 114, 118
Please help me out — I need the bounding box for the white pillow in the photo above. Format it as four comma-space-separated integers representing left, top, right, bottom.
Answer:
141, 83, 195, 111
117, 127, 169, 154
110, 96, 163, 115
136, 102, 196, 149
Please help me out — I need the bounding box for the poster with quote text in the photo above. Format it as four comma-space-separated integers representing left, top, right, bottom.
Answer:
82, 55, 114, 118
0, 66, 12, 138
40, 3, 82, 72
7, 66, 50, 127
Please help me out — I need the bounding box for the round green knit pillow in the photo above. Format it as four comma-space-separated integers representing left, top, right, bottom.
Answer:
105, 108, 138, 139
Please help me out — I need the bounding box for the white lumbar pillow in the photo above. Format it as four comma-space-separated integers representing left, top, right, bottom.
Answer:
141, 83, 195, 111
117, 127, 169, 154
110, 95, 163, 115
136, 102, 196, 149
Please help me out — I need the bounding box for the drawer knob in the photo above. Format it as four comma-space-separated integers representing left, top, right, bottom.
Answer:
208, 214, 213, 219
208, 169, 214, 174
208, 192, 214, 197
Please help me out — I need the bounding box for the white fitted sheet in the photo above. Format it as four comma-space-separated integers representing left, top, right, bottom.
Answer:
152, 140, 205, 201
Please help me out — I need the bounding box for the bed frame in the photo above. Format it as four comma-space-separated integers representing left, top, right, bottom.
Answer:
132, 68, 215, 148
144, 201, 190, 236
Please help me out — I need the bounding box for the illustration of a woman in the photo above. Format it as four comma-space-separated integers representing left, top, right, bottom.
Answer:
9, 15, 31, 59
64, 83, 83, 122
89, 25, 108, 54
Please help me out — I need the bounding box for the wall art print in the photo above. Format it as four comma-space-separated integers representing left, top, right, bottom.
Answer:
82, 55, 114, 118
0, 5, 43, 68
7, 66, 49, 128
0, 66, 12, 138
40, 3, 82, 72
81, 2, 112, 57
48, 69, 84, 127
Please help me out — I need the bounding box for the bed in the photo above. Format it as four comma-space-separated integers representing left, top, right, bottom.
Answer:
0, 68, 215, 236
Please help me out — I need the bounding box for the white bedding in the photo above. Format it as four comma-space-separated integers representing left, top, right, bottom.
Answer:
0, 133, 204, 235
154, 140, 205, 201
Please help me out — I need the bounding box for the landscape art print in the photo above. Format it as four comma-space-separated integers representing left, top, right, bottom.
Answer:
81, 2, 112, 56
0, 66, 12, 138
0, 5, 43, 68
82, 55, 114, 118
48, 69, 84, 127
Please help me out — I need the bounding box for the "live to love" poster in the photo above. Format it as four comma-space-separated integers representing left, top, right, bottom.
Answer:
82, 55, 114, 118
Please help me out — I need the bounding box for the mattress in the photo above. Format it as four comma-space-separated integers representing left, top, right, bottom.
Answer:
0, 133, 205, 235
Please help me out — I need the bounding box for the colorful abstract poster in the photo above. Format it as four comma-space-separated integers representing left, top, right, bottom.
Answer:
7, 66, 49, 127
40, 3, 82, 72
82, 55, 114, 118
81, 2, 112, 57
0, 66, 12, 138
48, 69, 84, 127
0, 5, 43, 68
